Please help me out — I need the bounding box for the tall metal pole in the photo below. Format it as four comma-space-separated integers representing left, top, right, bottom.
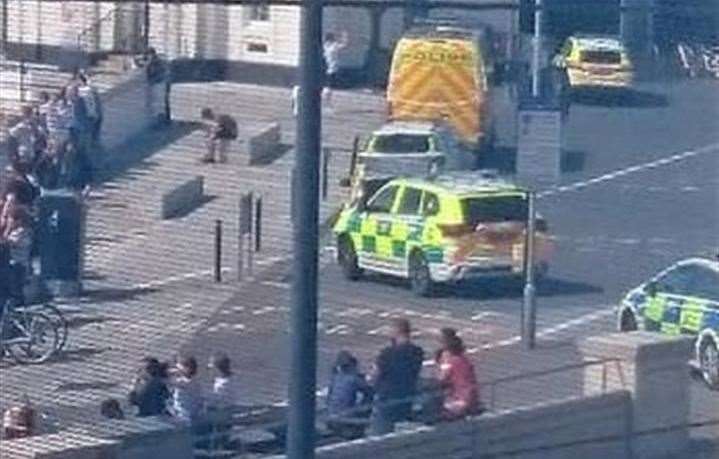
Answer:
531, 0, 543, 98
287, 0, 322, 455
144, 0, 150, 52
522, 192, 537, 349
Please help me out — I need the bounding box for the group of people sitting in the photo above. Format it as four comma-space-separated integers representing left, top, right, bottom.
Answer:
326, 319, 482, 439
2, 319, 481, 446
0, 70, 100, 310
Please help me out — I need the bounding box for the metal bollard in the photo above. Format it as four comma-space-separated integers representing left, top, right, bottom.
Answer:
214, 219, 222, 282
255, 195, 262, 252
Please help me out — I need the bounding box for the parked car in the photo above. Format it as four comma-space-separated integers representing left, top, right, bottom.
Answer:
552, 34, 634, 89
333, 172, 554, 297
616, 257, 719, 389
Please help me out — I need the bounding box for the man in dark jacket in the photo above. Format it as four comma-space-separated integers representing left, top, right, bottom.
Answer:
369, 318, 424, 436
128, 357, 170, 417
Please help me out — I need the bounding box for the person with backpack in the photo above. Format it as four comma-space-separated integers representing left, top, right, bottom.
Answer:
200, 108, 238, 164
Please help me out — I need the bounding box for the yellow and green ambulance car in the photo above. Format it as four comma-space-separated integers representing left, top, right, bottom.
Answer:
617, 257, 719, 389
332, 172, 553, 297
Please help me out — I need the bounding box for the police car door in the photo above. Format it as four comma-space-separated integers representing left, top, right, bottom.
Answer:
393, 186, 425, 273
643, 264, 698, 335
679, 263, 719, 336
360, 184, 400, 271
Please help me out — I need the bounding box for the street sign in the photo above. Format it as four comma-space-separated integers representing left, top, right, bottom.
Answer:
516, 107, 562, 186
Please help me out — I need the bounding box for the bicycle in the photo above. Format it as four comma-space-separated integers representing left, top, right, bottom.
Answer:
18, 303, 69, 352
1, 300, 60, 364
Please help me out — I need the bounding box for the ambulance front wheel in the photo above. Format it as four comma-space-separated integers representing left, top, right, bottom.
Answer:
410, 252, 434, 297
337, 236, 362, 281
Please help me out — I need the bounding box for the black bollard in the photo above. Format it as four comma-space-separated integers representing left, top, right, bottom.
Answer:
214, 219, 222, 282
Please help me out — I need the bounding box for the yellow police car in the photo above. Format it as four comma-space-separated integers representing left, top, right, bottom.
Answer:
616, 257, 719, 389
552, 34, 634, 89
332, 172, 553, 296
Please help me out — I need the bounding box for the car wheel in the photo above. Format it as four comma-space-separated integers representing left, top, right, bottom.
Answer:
619, 310, 638, 332
698, 339, 719, 390
409, 252, 434, 297
337, 236, 361, 281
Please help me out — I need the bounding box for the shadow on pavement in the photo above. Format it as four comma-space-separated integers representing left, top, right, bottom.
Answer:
80, 286, 159, 303
54, 381, 119, 392
435, 276, 603, 300
571, 88, 669, 108
94, 120, 201, 184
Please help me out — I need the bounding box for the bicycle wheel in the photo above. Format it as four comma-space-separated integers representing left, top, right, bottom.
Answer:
33, 304, 68, 352
7, 311, 60, 364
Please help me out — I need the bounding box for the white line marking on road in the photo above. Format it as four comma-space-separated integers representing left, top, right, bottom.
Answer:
538, 142, 718, 199
260, 280, 291, 290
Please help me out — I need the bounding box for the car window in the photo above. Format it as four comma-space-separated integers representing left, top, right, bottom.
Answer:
461, 195, 528, 226
397, 187, 423, 215
682, 265, 719, 302
655, 265, 696, 296
580, 50, 621, 64
367, 185, 398, 213
370, 134, 430, 154
422, 192, 440, 216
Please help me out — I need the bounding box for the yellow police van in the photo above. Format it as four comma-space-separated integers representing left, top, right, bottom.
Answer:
333, 172, 553, 296
387, 23, 495, 152
552, 34, 634, 89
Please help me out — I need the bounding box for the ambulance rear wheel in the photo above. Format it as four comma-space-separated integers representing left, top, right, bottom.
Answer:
338, 236, 362, 281
698, 338, 719, 390
410, 252, 434, 297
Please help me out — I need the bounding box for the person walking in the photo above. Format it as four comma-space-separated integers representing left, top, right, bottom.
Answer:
369, 318, 424, 436
77, 72, 103, 151
326, 350, 374, 440
435, 329, 481, 420
65, 84, 91, 156
199, 108, 237, 164
128, 357, 171, 417
322, 31, 349, 110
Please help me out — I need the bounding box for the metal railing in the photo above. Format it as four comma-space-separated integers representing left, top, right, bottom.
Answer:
76, 6, 148, 55
483, 357, 626, 412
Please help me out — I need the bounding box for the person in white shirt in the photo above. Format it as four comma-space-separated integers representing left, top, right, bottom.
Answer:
204, 353, 237, 449
167, 356, 204, 425
322, 31, 349, 109
207, 353, 237, 410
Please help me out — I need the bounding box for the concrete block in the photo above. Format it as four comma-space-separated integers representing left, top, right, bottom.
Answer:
0, 432, 119, 459
68, 417, 193, 459
579, 331, 694, 459
246, 122, 281, 165
159, 175, 204, 219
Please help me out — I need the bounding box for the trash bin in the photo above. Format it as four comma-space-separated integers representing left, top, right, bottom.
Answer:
38, 189, 85, 297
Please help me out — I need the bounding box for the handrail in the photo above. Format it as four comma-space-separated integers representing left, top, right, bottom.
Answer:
482, 357, 624, 411
76, 8, 118, 50
76, 7, 148, 53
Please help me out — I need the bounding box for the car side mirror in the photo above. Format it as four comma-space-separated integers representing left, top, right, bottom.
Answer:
339, 177, 351, 188
644, 281, 658, 297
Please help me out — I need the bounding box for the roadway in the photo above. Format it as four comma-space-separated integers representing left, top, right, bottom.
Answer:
185, 77, 719, 441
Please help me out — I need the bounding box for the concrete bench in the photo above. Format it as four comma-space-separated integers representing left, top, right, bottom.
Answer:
160, 175, 205, 219
245, 122, 282, 166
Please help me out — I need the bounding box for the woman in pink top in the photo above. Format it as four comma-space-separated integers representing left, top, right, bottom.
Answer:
436, 329, 481, 420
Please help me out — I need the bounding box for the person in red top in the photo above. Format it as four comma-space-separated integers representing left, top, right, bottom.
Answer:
435, 328, 481, 420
